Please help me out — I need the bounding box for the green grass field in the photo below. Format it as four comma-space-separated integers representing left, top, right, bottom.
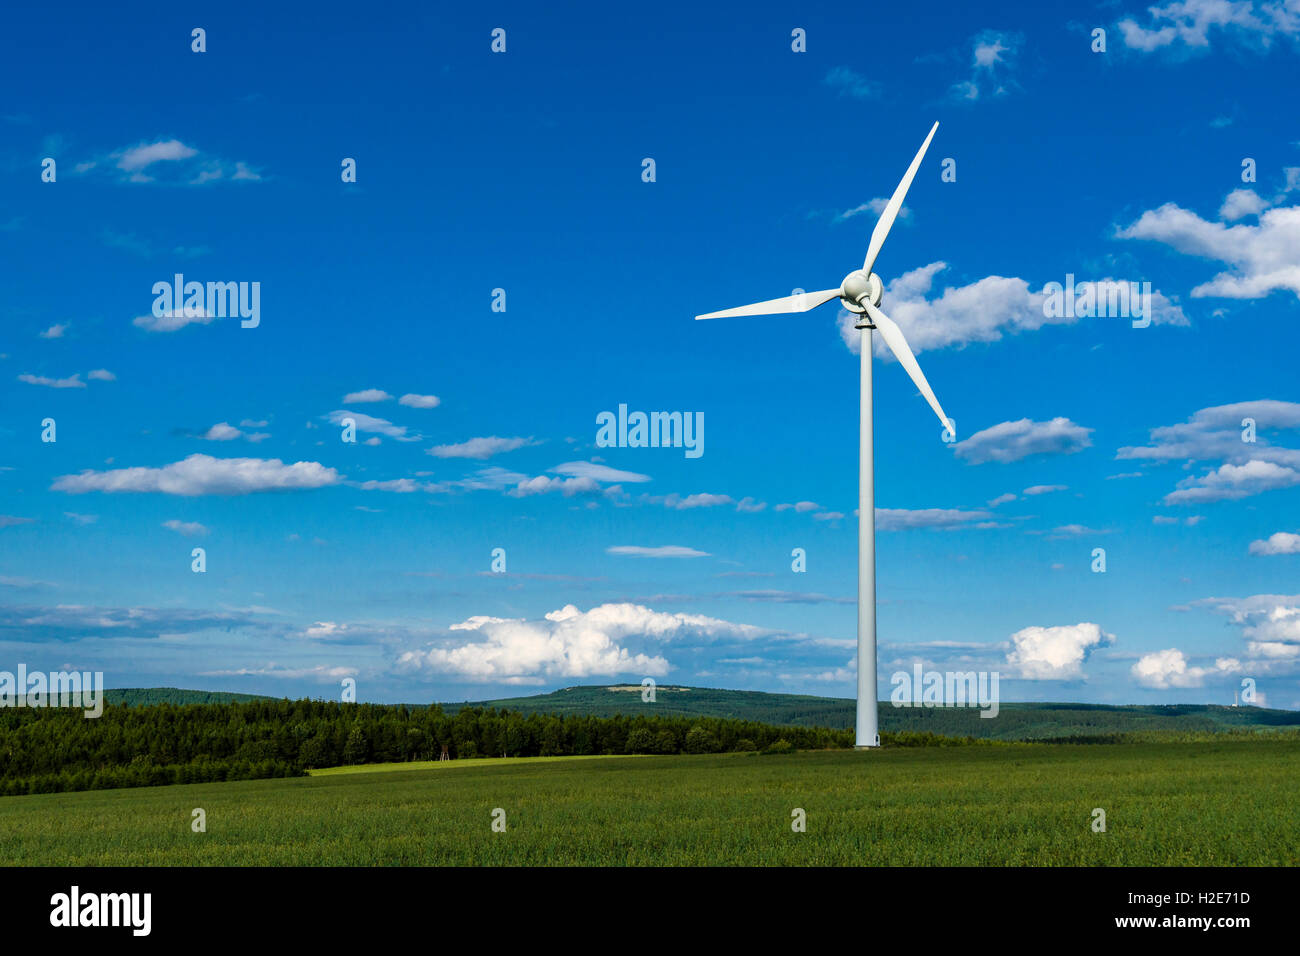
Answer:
4, 740, 1297, 865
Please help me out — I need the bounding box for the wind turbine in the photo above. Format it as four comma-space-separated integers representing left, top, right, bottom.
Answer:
695, 121, 951, 749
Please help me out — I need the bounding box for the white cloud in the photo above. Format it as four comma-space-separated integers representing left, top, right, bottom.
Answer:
202, 422, 242, 441
988, 493, 1017, 507
1007, 623, 1113, 679
551, 461, 651, 483
397, 602, 763, 681
606, 545, 709, 558
202, 664, 356, 681
954, 417, 1093, 464
398, 393, 440, 408
39, 323, 67, 339
509, 475, 603, 497
115, 139, 198, 171
875, 507, 993, 530
326, 409, 417, 441
1249, 531, 1300, 555
429, 436, 534, 459
355, 478, 438, 493
87, 369, 116, 381
1118, 198, 1300, 300
836, 197, 910, 223
162, 519, 208, 537
836, 262, 1185, 358
1118, 0, 1300, 52
132, 307, 217, 332
949, 29, 1022, 101
1219, 188, 1269, 220
776, 501, 820, 513
1045, 524, 1110, 538
52, 454, 342, 496
100, 139, 262, 186
18, 373, 84, 389
1131, 648, 1241, 688
1023, 484, 1068, 495
643, 493, 735, 510
1186, 593, 1300, 661
1118, 401, 1300, 505
342, 388, 392, 403
1166, 459, 1300, 504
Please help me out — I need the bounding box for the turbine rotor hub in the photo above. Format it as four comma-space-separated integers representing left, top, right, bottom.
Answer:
840, 270, 883, 318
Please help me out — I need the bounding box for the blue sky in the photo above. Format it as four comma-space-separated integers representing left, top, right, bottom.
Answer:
3, 0, 1299, 708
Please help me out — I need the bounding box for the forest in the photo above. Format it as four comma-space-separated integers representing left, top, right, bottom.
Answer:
0, 698, 859, 796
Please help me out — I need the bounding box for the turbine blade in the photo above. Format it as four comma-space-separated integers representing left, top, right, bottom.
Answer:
863, 301, 950, 431
695, 288, 841, 321
862, 121, 939, 275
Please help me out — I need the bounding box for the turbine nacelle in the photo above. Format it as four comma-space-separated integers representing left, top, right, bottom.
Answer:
840, 270, 883, 316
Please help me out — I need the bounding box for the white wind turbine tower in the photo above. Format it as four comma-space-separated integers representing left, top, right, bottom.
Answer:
695, 122, 951, 748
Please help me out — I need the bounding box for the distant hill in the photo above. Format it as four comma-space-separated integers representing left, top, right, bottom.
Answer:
459, 684, 1300, 741
105, 688, 274, 707
98, 685, 1300, 741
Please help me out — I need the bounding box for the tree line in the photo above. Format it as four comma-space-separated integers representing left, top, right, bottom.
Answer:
0, 698, 862, 796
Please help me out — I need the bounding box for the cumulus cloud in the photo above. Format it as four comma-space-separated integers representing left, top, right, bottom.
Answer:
949, 29, 1022, 101
607, 545, 709, 558
1117, 197, 1300, 300
202, 663, 355, 681
1006, 622, 1113, 679
875, 507, 993, 530
342, 388, 392, 403
51, 454, 341, 496
354, 478, 446, 493
1165, 459, 1300, 504
162, 519, 208, 537
641, 492, 736, 510
398, 393, 440, 408
1118, 0, 1300, 52
396, 603, 766, 681
202, 422, 241, 441
18, 372, 84, 389
836, 197, 910, 223
428, 436, 535, 459
1186, 593, 1300, 661
1118, 401, 1300, 506
115, 139, 198, 171
39, 323, 67, 339
87, 369, 116, 381
1131, 648, 1241, 688
954, 417, 1093, 464
1219, 187, 1270, 220
1023, 484, 1068, 495
326, 409, 418, 441
100, 139, 263, 186
507, 460, 650, 498
1249, 531, 1300, 555
835, 262, 1184, 358
132, 307, 217, 333
551, 461, 650, 483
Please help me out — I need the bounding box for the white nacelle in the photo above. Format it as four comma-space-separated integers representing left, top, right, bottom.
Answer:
840, 270, 883, 313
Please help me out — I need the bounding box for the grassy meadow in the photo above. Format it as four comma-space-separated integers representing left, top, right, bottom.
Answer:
3, 738, 1298, 866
